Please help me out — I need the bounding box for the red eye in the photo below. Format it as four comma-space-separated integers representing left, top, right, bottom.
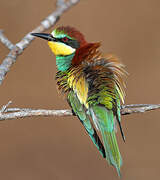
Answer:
62, 37, 68, 42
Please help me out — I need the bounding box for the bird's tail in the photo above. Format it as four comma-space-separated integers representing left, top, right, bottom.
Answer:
67, 92, 106, 158
91, 105, 122, 177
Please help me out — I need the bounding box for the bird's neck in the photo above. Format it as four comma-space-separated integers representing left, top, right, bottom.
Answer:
56, 53, 75, 71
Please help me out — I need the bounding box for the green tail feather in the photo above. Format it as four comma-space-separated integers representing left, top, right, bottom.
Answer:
91, 105, 122, 176
67, 91, 106, 158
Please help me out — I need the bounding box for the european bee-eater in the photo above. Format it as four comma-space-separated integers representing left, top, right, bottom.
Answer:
32, 26, 126, 176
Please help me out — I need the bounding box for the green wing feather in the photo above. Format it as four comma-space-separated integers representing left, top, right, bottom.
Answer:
88, 88, 123, 176
67, 91, 106, 158
91, 105, 122, 177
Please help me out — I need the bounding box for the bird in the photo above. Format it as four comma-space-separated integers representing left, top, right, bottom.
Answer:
31, 26, 126, 176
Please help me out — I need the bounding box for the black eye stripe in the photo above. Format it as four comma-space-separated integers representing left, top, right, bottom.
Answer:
53, 37, 80, 49
59, 37, 70, 43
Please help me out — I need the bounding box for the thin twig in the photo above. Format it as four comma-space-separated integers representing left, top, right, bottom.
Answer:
0, 101, 12, 113
0, 30, 14, 50
0, 101, 160, 121
0, 0, 80, 85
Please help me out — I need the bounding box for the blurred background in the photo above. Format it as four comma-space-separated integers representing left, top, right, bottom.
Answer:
0, 0, 160, 179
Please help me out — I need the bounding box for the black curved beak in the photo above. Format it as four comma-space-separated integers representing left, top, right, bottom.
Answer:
31, 33, 56, 41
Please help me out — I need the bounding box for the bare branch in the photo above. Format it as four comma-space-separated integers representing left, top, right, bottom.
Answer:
0, 0, 80, 85
0, 30, 14, 50
0, 102, 160, 121
121, 104, 160, 115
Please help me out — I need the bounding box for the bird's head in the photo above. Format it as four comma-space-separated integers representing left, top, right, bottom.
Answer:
32, 26, 87, 56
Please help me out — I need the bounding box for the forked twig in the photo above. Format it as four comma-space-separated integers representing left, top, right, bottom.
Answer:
0, 0, 80, 85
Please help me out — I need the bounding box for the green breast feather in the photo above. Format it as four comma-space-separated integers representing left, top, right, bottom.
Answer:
56, 53, 75, 71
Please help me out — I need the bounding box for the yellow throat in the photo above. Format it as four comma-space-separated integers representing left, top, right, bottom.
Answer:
48, 41, 76, 56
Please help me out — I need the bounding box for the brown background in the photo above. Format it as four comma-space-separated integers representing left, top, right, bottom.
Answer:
0, 0, 160, 179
